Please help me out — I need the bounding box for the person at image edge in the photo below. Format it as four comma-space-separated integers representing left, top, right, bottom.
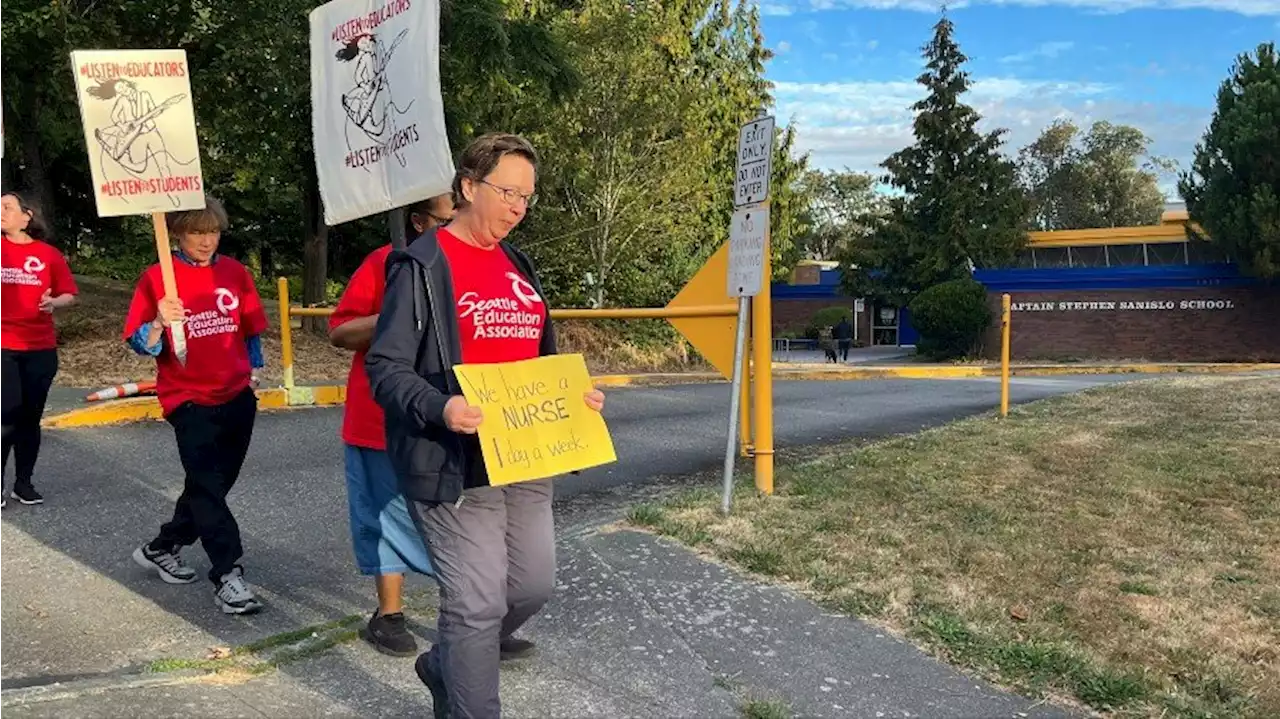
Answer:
366, 133, 606, 719
328, 193, 453, 657
122, 196, 270, 615
1, 192, 79, 509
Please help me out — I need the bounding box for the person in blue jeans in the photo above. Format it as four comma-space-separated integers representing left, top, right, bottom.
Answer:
328, 195, 450, 655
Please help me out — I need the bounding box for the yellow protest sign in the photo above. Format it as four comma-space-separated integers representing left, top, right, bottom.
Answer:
454, 354, 616, 485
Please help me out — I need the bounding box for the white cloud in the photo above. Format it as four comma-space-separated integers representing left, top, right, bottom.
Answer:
774, 0, 1280, 15
1000, 40, 1075, 63
777, 40, 794, 53
772, 76, 1207, 197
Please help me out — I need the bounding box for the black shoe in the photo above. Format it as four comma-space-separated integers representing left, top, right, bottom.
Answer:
13, 484, 43, 505
360, 611, 417, 657
500, 637, 537, 661
415, 651, 451, 719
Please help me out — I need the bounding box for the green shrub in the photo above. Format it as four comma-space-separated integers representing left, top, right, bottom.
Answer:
908, 279, 991, 360
805, 305, 853, 340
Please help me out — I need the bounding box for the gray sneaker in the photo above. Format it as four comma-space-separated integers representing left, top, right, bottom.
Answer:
214, 567, 264, 615
133, 544, 198, 584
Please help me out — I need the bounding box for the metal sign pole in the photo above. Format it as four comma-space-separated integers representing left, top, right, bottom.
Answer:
389, 207, 407, 250
722, 295, 752, 515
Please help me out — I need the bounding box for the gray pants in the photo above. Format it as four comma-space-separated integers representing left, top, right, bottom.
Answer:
409, 479, 555, 718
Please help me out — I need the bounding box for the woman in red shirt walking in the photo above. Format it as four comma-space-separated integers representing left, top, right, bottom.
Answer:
1, 192, 78, 508
122, 196, 270, 615
368, 134, 606, 718
328, 193, 453, 656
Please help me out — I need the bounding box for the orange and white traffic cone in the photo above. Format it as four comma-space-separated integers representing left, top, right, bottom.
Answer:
85, 381, 157, 402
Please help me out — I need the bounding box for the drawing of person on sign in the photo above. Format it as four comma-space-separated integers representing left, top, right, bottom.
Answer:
336, 30, 411, 163
86, 79, 189, 206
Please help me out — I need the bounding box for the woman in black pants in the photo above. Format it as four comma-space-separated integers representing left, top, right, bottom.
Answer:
1, 192, 78, 508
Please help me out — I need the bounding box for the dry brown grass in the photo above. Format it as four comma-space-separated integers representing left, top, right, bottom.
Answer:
631, 375, 1280, 718
52, 276, 705, 387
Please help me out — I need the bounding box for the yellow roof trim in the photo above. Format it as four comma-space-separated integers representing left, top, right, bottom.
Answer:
1028, 221, 1206, 248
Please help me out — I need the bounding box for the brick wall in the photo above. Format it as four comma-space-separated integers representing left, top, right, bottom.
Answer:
773, 298, 854, 335
981, 286, 1280, 361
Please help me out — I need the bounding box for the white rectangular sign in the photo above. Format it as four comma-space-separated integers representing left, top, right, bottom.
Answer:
70, 49, 206, 217
734, 115, 774, 208
727, 206, 769, 297
310, 0, 455, 226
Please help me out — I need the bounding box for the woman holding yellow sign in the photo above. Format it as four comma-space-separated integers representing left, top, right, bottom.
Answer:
367, 133, 604, 719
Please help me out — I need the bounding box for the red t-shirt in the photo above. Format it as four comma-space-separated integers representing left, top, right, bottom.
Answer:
438, 229, 546, 364
123, 258, 269, 416
330, 244, 393, 450
1, 235, 79, 351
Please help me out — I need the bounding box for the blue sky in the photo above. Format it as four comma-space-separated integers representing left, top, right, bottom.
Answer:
760, 0, 1280, 197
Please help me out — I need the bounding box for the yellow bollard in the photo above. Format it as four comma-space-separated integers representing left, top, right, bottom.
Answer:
278, 277, 295, 391
740, 320, 753, 458
1000, 293, 1011, 417
751, 222, 774, 495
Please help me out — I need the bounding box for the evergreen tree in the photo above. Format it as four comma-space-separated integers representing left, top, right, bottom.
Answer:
1178, 42, 1280, 279
841, 12, 1028, 303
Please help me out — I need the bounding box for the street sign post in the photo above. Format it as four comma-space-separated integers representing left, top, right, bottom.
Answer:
723, 115, 775, 515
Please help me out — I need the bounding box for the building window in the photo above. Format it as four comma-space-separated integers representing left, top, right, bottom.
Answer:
1106, 244, 1145, 267
1014, 249, 1037, 268
1034, 247, 1070, 268
1070, 246, 1107, 268
1147, 242, 1188, 266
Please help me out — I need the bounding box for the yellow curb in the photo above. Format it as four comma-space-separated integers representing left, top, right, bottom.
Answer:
591, 372, 720, 387
44, 388, 296, 429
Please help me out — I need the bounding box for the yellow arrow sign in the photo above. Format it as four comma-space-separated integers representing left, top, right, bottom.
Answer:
666, 243, 738, 379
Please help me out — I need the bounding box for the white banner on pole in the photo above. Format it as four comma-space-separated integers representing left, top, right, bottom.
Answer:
309, 0, 454, 227
70, 49, 207, 217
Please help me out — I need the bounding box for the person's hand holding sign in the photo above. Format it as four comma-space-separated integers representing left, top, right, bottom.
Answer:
154, 296, 185, 325
444, 395, 485, 434
584, 388, 604, 413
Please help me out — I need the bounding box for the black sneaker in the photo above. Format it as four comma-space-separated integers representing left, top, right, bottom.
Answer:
13, 484, 43, 505
414, 651, 451, 719
360, 611, 417, 657
133, 544, 198, 584
500, 637, 537, 661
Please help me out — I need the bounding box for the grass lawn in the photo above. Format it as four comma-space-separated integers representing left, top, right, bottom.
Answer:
630, 375, 1280, 718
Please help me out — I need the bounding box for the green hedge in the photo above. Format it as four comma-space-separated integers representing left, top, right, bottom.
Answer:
908, 279, 991, 360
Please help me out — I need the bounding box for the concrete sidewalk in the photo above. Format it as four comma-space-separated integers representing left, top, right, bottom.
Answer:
2, 512, 1075, 718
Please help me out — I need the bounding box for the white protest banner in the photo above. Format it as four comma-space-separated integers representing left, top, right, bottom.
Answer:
310, 0, 454, 226
70, 49, 202, 363
70, 50, 206, 217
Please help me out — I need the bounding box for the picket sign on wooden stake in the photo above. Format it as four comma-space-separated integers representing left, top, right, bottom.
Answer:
71, 48, 207, 366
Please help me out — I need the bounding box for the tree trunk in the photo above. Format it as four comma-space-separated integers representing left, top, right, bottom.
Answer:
19, 98, 58, 246
301, 175, 329, 333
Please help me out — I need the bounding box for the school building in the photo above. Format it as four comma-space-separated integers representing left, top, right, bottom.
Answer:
771, 205, 1280, 362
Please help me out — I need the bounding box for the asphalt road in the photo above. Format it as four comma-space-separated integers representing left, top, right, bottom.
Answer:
1, 374, 1142, 686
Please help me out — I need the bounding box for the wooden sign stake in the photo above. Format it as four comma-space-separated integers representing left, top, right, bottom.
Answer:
151, 212, 188, 365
